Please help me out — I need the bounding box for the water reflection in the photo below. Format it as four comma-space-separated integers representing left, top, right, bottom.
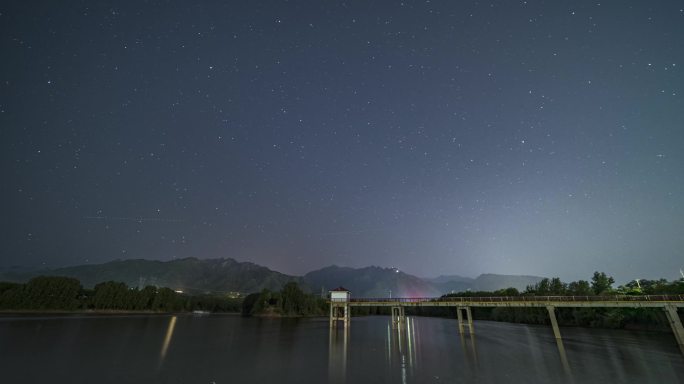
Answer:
407, 317, 415, 369
159, 316, 177, 363
1, 315, 681, 383
328, 326, 348, 383
555, 338, 572, 378
384, 316, 419, 383
459, 329, 478, 366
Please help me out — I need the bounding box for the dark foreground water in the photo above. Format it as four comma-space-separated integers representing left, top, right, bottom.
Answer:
0, 314, 682, 384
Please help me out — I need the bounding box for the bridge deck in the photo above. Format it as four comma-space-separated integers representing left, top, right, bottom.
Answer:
329, 294, 684, 308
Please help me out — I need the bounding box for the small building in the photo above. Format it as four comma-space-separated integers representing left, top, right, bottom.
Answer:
329, 287, 351, 302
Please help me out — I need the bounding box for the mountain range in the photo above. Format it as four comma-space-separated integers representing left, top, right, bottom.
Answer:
0, 257, 544, 297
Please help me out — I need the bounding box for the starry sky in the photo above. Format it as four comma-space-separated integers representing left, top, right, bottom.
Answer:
2, 1, 683, 283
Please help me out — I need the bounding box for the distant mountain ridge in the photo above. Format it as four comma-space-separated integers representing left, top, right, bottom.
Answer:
0, 258, 545, 297
470, 273, 544, 292
303, 265, 443, 298
425, 275, 475, 284
0, 258, 297, 295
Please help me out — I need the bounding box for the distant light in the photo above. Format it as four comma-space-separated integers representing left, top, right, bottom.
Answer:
174, 290, 184, 294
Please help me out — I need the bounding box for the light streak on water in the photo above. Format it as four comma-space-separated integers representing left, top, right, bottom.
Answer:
407, 317, 413, 368
160, 316, 177, 361
387, 323, 392, 364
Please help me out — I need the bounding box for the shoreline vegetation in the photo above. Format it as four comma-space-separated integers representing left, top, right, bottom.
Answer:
1, 272, 682, 331
0, 309, 166, 315
0, 276, 242, 314
241, 282, 328, 317
406, 272, 684, 332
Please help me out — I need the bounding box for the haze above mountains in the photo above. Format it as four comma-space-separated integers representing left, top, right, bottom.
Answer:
0, 258, 544, 297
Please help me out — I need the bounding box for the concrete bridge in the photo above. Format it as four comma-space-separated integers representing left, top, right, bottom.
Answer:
328, 294, 684, 355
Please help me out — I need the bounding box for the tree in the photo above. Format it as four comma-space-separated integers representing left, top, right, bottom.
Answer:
251, 289, 273, 315
241, 292, 261, 315
23, 276, 82, 310
151, 287, 182, 311
526, 278, 550, 295
135, 286, 157, 310
280, 282, 305, 316
591, 271, 615, 295
494, 287, 519, 296
92, 281, 129, 309
567, 280, 592, 295
0, 283, 24, 309
549, 278, 567, 295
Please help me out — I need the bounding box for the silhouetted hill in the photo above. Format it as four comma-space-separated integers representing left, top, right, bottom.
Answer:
0, 258, 545, 297
304, 267, 544, 297
303, 265, 442, 298
426, 275, 474, 284
0, 258, 297, 294
425, 275, 475, 294
470, 273, 544, 292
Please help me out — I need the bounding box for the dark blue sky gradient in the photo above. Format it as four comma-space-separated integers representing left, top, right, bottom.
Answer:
2, 1, 683, 282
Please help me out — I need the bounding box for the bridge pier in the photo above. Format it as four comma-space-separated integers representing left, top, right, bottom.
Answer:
391, 306, 406, 327
457, 307, 474, 334
330, 303, 350, 329
546, 305, 562, 340
663, 305, 684, 355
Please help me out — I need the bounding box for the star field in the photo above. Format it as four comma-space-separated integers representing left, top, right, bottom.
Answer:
2, 1, 683, 283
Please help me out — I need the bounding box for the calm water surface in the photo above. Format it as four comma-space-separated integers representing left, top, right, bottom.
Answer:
1, 314, 682, 383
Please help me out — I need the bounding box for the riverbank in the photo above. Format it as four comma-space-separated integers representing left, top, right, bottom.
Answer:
0, 309, 241, 317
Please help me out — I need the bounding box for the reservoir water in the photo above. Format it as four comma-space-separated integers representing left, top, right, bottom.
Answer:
1, 314, 682, 383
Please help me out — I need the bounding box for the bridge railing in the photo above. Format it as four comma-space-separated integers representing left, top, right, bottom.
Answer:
329, 294, 684, 303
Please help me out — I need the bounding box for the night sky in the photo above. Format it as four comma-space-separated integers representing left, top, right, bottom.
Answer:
2, 1, 683, 283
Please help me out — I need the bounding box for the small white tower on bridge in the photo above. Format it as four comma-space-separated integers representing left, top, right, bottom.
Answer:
329, 287, 351, 328
330, 287, 350, 302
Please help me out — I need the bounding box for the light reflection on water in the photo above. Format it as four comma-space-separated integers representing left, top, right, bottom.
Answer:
460, 329, 478, 366
328, 325, 348, 383
333, 316, 683, 383
159, 315, 177, 363
0, 314, 682, 383
332, 317, 421, 383
556, 338, 571, 377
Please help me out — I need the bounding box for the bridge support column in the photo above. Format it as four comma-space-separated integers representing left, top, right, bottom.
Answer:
330, 303, 350, 329
466, 307, 474, 335
457, 307, 474, 334
546, 305, 562, 340
663, 305, 684, 355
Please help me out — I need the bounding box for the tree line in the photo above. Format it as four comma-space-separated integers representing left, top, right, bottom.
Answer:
2, 272, 680, 328
408, 271, 684, 330
0, 276, 242, 312
242, 281, 328, 316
